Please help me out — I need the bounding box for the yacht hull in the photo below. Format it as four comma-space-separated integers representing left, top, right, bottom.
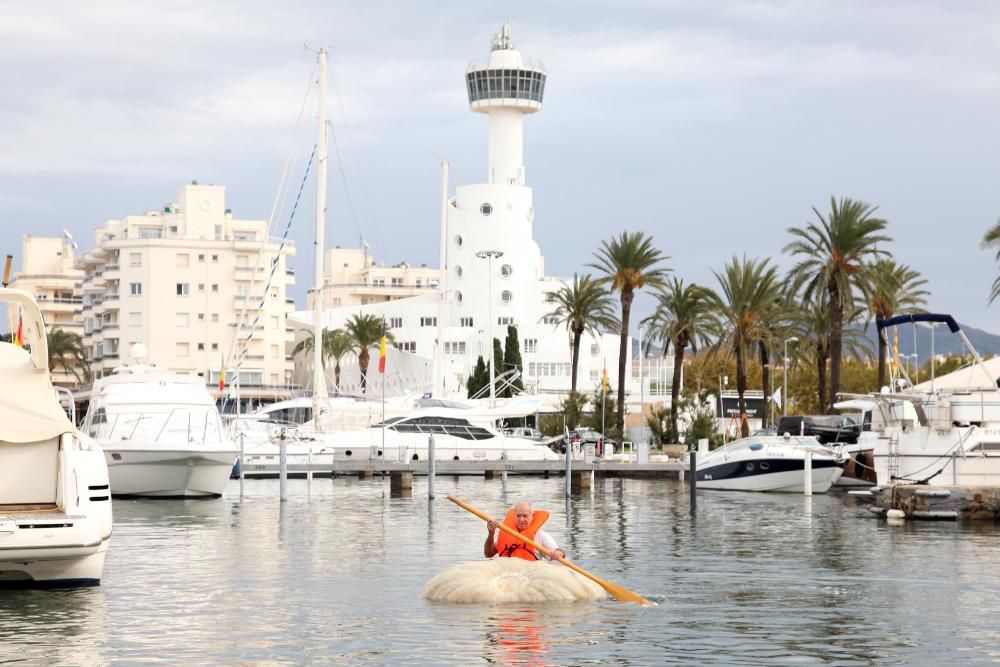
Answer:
697, 458, 844, 493
104, 447, 237, 497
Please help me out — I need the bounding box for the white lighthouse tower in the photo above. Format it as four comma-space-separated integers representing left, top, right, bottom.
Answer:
447, 24, 547, 384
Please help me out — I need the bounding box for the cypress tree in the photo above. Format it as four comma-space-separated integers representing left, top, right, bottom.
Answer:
503, 325, 525, 396
467, 355, 487, 398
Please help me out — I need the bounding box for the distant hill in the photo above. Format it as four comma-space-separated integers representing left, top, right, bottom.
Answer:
859, 320, 1000, 360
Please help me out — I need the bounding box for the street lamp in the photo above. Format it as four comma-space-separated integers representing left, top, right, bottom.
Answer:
783, 336, 799, 417
475, 249, 504, 401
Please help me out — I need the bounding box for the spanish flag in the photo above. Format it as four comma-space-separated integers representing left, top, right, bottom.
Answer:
378, 335, 387, 374
218, 354, 226, 392
13, 313, 23, 347
601, 367, 609, 392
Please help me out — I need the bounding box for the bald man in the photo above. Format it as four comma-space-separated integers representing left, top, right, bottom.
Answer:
484, 500, 566, 561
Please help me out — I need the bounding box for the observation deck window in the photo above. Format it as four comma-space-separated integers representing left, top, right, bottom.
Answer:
480, 203, 492, 216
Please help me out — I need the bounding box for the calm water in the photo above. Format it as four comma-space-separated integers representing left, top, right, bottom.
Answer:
2, 476, 999, 665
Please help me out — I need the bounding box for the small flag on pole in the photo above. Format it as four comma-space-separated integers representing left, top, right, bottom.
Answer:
378, 335, 387, 374
601, 367, 609, 392
218, 354, 226, 392
772, 387, 782, 410
14, 313, 23, 347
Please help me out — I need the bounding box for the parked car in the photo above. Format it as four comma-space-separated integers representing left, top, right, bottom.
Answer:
501, 427, 546, 441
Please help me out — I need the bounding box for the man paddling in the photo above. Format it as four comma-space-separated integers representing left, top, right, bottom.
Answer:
484, 500, 566, 561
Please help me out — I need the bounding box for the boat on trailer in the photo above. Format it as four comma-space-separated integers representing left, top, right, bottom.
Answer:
0, 288, 112, 586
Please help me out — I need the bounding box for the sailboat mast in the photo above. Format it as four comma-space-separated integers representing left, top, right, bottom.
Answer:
433, 160, 449, 396
312, 49, 328, 430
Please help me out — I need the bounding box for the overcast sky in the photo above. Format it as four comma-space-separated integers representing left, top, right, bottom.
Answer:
3, 1, 1000, 333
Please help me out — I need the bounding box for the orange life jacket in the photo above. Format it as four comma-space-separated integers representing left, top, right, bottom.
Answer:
495, 508, 550, 560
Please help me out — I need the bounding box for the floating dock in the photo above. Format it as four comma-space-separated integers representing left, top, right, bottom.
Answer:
864, 485, 1000, 521
237, 460, 687, 480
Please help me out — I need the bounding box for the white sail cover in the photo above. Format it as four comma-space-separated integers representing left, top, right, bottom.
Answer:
0, 343, 74, 443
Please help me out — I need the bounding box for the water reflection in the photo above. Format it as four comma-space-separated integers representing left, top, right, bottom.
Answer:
485, 606, 550, 666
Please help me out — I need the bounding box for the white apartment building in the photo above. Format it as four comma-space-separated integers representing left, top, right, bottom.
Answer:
9, 234, 85, 387
75, 183, 297, 399
306, 246, 441, 310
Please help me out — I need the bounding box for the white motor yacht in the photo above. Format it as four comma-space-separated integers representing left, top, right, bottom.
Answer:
82, 345, 237, 497
1, 288, 112, 585
842, 314, 1000, 487
696, 435, 846, 493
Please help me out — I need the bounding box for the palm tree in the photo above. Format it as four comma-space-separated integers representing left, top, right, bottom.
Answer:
295, 328, 356, 392
784, 196, 891, 412
862, 259, 928, 389
642, 278, 716, 442
344, 313, 394, 392
709, 256, 782, 437
981, 218, 1000, 304
541, 274, 619, 394
788, 292, 872, 412
589, 231, 670, 433
47, 328, 90, 383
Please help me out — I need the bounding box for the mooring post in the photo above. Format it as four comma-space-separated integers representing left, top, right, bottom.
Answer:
428, 434, 436, 500
804, 451, 812, 496
564, 437, 572, 498
239, 431, 245, 498
689, 449, 697, 506
390, 470, 413, 495
307, 445, 313, 493
279, 430, 288, 502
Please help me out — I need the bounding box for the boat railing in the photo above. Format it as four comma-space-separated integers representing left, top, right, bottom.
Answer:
92, 407, 223, 446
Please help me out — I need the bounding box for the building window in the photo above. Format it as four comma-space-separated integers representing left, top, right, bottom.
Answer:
395, 341, 417, 353
372, 278, 385, 287
389, 317, 403, 329
176, 313, 190, 327
542, 315, 559, 325
198, 283, 205, 292
460, 317, 474, 327
138, 228, 162, 239
591, 344, 600, 356
129, 312, 141, 326
416, 279, 422, 287
501, 264, 512, 277
212, 343, 218, 351
455, 265, 462, 277
498, 317, 514, 326
236, 284, 249, 297
129, 282, 142, 296
271, 344, 279, 358
176, 283, 189, 296
420, 317, 437, 327
211, 284, 219, 293
211, 254, 219, 263
454, 235, 463, 247
391, 277, 403, 287
455, 291, 463, 302
211, 314, 219, 322
501, 290, 512, 304
480, 203, 492, 216
523, 338, 537, 354
176, 342, 190, 357
197, 342, 205, 351
176, 253, 190, 268
198, 254, 205, 262
270, 316, 279, 330
197, 313, 205, 321
129, 252, 142, 267
444, 341, 467, 355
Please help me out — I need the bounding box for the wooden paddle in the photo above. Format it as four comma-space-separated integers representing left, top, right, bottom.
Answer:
447, 495, 653, 607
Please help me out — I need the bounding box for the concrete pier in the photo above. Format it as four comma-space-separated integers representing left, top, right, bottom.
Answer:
570, 471, 591, 492
358, 469, 374, 480
390, 471, 413, 495
485, 470, 503, 480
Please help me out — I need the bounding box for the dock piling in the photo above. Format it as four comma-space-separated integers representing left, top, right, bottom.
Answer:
279, 431, 288, 502
804, 452, 812, 496
689, 450, 696, 506
428, 435, 436, 499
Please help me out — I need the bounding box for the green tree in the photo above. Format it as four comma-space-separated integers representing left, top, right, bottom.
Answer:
502, 325, 525, 397
540, 274, 619, 393
709, 256, 782, 437
643, 278, 716, 442
47, 328, 90, 383
862, 259, 929, 389
586, 387, 619, 442
589, 231, 670, 434
467, 355, 488, 398
344, 313, 394, 393
784, 196, 891, 412
645, 404, 673, 446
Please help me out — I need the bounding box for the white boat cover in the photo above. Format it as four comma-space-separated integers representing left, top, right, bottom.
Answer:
0, 343, 74, 443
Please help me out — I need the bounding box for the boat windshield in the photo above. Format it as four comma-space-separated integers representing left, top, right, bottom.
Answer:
85, 406, 224, 445
389, 416, 493, 441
